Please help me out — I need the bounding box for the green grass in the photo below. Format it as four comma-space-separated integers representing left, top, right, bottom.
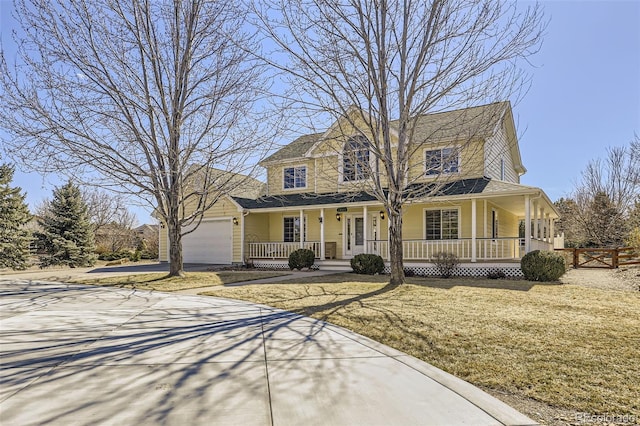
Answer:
73, 270, 289, 291
199, 274, 639, 417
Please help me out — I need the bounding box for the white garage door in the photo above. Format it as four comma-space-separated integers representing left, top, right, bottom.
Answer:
182, 219, 233, 264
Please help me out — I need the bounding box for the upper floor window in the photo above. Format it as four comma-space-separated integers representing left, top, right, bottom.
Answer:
343, 136, 371, 182
425, 209, 459, 240
425, 147, 459, 175
284, 166, 306, 189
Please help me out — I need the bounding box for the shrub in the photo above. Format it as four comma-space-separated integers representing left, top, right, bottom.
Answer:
351, 253, 385, 275
431, 252, 459, 278
520, 250, 566, 282
288, 248, 315, 270
487, 269, 506, 280
403, 268, 415, 277
129, 251, 141, 262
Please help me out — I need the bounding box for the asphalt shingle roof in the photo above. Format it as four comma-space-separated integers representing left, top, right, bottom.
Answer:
261, 102, 509, 162
232, 177, 493, 210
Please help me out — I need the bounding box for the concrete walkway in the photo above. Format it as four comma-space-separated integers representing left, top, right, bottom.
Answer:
0, 279, 537, 426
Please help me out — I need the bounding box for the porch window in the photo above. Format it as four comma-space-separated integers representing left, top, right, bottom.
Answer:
284, 166, 306, 189
343, 136, 371, 181
425, 209, 459, 240
425, 148, 459, 175
283, 217, 307, 242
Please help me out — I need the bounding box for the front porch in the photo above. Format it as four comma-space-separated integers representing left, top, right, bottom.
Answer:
247, 237, 554, 262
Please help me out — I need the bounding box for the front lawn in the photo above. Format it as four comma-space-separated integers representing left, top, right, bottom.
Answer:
199, 274, 639, 420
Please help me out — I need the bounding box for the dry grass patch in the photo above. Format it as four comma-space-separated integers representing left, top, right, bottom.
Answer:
201, 274, 639, 417
74, 271, 288, 292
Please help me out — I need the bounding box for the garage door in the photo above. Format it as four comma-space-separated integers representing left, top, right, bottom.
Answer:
182, 219, 232, 264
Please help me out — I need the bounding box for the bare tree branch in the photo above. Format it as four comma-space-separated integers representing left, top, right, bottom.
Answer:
1, 0, 273, 276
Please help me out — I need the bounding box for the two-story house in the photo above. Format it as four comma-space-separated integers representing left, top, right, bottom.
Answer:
159, 101, 559, 276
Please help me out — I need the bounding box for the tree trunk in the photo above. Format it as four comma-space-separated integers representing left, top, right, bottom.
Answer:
167, 206, 185, 277
388, 208, 405, 286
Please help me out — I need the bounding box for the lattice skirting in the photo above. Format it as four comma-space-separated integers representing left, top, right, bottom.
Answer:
252, 260, 523, 277
386, 263, 524, 278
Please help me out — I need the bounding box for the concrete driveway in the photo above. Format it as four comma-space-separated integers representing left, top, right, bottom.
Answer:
0, 279, 536, 425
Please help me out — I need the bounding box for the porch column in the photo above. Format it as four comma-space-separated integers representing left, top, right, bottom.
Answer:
524, 195, 531, 253
540, 207, 545, 241
533, 201, 538, 240
471, 199, 477, 262
550, 216, 555, 247
363, 206, 368, 253
299, 209, 304, 249
320, 208, 325, 259
483, 200, 487, 238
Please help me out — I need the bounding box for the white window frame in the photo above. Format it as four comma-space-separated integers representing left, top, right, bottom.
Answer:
424, 146, 460, 176
423, 207, 461, 240
283, 165, 307, 190
340, 135, 373, 183
283, 215, 307, 242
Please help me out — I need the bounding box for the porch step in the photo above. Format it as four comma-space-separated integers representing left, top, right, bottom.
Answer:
315, 260, 353, 272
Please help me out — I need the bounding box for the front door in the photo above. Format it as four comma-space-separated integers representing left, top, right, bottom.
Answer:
345, 214, 365, 257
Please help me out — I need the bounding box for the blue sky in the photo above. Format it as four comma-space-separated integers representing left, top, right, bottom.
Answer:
1, 0, 639, 225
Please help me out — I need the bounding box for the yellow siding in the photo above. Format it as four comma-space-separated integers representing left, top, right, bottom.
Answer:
484, 119, 519, 183
267, 160, 316, 196
159, 226, 168, 262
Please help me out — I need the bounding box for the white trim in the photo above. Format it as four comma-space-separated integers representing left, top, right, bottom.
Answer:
282, 214, 308, 243
471, 199, 477, 262
422, 206, 462, 240
282, 164, 308, 191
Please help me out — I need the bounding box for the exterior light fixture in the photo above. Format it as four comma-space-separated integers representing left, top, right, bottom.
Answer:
233, 217, 239, 226
336, 213, 341, 221
380, 211, 385, 220
318, 217, 323, 223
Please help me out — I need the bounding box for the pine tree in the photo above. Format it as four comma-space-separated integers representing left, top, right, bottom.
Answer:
0, 164, 32, 270
37, 181, 96, 267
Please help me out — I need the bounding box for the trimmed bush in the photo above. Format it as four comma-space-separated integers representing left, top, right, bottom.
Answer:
431, 252, 459, 278
288, 248, 315, 270
350, 253, 384, 275
520, 250, 566, 282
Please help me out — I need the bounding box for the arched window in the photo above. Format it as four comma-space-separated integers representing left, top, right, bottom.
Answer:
343, 135, 371, 182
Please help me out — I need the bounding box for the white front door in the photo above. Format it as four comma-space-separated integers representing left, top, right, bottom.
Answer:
344, 214, 365, 257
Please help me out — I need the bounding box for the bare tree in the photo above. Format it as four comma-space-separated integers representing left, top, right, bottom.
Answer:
564, 137, 640, 247
83, 189, 138, 252
1, 0, 270, 276
253, 0, 545, 284
84, 189, 137, 235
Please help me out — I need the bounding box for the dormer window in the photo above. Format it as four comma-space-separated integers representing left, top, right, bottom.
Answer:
284, 166, 306, 189
425, 147, 459, 175
343, 135, 371, 182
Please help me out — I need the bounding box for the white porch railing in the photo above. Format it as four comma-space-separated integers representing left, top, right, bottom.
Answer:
530, 238, 553, 252
366, 238, 527, 261
248, 241, 321, 259
249, 238, 552, 261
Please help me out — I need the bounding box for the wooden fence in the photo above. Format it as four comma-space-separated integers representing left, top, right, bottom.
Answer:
554, 247, 640, 269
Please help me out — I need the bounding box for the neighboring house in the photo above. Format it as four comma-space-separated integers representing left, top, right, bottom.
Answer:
159, 102, 559, 276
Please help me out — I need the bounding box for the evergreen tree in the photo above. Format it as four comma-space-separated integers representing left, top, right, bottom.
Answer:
0, 164, 32, 270
37, 181, 96, 267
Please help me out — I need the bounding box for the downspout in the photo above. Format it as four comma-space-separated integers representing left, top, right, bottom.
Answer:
240, 210, 250, 265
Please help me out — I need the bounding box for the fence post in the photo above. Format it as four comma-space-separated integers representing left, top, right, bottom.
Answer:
573, 248, 579, 269
612, 249, 619, 269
